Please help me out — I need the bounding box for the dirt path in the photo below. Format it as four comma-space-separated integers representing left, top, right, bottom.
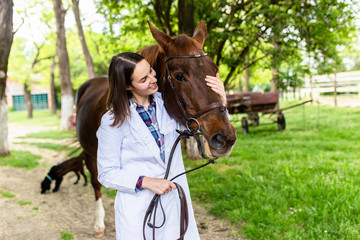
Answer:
0, 124, 243, 240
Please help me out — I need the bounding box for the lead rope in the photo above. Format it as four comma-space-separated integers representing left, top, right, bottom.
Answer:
143, 129, 215, 240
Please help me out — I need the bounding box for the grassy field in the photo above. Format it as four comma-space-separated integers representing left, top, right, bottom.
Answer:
4, 104, 360, 239
8, 110, 61, 126
0, 150, 41, 169
185, 102, 360, 239
0, 110, 76, 169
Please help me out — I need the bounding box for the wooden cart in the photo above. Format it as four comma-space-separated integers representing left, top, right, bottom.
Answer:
226, 92, 312, 134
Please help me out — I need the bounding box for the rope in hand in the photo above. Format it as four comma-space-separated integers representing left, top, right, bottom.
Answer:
143, 129, 215, 240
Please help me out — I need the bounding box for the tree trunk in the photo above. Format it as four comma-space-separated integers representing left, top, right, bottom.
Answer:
271, 67, 279, 93
0, 0, 14, 156
244, 49, 250, 92
238, 76, 243, 92
53, 0, 74, 130
178, 0, 194, 35
153, 0, 173, 35
72, 0, 95, 79
24, 83, 33, 119
271, 37, 280, 94
50, 57, 57, 115
186, 137, 202, 160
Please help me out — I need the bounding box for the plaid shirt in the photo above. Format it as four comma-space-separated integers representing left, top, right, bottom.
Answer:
130, 96, 165, 162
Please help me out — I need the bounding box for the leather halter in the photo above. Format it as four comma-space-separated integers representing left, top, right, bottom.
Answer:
163, 53, 227, 132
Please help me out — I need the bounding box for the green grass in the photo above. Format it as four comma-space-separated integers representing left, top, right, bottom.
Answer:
185, 103, 360, 239
8, 110, 60, 126
0, 189, 15, 198
0, 150, 41, 169
6, 104, 360, 239
60, 231, 74, 240
8, 110, 76, 140
18, 130, 76, 140
6, 110, 78, 165
15, 142, 81, 157
102, 186, 117, 199
16, 200, 32, 206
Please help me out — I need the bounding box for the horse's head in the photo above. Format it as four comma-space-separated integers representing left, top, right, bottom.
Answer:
146, 21, 236, 159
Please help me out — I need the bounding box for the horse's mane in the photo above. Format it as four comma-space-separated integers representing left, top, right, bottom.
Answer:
137, 44, 161, 67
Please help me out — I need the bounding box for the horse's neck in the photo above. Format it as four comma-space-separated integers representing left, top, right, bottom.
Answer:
137, 45, 166, 91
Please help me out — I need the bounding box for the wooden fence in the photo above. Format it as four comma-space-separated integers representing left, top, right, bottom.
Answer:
281, 70, 360, 106
302, 70, 360, 98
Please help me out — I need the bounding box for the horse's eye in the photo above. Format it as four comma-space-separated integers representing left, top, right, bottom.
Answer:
174, 72, 187, 82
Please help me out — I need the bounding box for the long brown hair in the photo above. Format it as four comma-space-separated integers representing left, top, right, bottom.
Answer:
107, 52, 145, 126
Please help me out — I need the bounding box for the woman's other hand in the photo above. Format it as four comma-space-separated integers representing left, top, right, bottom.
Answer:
205, 73, 227, 105
142, 177, 177, 195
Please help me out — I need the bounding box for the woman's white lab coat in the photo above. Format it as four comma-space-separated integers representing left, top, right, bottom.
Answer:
96, 92, 200, 240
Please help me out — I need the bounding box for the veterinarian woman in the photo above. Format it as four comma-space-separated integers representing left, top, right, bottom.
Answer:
96, 52, 227, 240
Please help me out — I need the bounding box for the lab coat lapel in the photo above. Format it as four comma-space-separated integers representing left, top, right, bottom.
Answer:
155, 94, 172, 136
129, 106, 165, 167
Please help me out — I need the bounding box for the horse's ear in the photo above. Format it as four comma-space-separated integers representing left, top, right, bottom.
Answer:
147, 20, 174, 51
192, 21, 207, 48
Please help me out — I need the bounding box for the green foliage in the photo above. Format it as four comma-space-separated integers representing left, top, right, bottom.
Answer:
185, 103, 360, 239
8, 37, 37, 84
67, 29, 89, 89
0, 151, 41, 169
10, 0, 359, 94
60, 231, 74, 240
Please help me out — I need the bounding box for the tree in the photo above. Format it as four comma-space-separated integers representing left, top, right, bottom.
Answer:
93, 0, 358, 93
49, 56, 57, 114
72, 0, 95, 79
0, 0, 14, 156
52, 0, 74, 130
153, 0, 175, 35
8, 38, 35, 119
178, 0, 194, 34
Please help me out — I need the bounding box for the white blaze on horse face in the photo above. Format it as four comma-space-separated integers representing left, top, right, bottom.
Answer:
94, 198, 105, 236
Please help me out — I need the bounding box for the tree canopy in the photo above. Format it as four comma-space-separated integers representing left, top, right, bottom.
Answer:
9, 0, 360, 95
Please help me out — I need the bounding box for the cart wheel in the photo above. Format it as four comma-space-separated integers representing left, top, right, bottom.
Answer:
241, 117, 249, 134
254, 116, 259, 126
277, 113, 286, 131
248, 113, 259, 126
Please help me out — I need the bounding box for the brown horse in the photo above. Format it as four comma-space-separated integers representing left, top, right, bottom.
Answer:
75, 20, 236, 238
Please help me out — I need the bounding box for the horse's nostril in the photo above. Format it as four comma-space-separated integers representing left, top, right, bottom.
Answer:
210, 134, 226, 150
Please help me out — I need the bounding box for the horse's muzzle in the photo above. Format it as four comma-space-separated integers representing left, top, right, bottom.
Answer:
210, 134, 227, 150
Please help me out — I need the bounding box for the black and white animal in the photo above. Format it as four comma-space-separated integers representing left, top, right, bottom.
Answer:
41, 152, 87, 194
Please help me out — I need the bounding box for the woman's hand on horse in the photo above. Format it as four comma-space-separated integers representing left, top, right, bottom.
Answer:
142, 177, 177, 195
205, 73, 227, 105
